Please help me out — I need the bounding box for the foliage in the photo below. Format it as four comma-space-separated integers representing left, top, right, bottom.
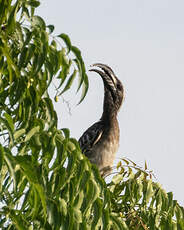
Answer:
109, 159, 184, 229
0, 0, 184, 229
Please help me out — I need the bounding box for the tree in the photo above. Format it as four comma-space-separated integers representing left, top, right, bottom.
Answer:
0, 1, 184, 229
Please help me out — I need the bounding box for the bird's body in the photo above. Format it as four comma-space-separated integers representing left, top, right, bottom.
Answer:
79, 117, 119, 174
79, 63, 124, 176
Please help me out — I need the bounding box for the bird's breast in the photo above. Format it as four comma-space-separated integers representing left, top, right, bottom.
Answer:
89, 121, 120, 172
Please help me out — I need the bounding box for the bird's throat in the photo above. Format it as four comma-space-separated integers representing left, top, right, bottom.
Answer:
101, 90, 118, 122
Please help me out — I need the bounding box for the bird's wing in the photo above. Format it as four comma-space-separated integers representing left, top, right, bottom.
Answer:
78, 122, 103, 156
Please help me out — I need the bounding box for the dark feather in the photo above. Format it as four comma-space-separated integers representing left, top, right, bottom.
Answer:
79, 121, 103, 157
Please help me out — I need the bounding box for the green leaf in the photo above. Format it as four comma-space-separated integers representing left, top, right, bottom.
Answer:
0, 117, 14, 145
145, 179, 154, 204
59, 69, 77, 95
18, 46, 29, 68
83, 179, 100, 216
14, 156, 38, 183
60, 198, 68, 216
71, 46, 84, 69
61, 128, 70, 139
110, 214, 127, 230
91, 199, 103, 229
1, 39, 19, 77
14, 129, 26, 140
47, 24, 55, 34
0, 144, 4, 172
26, 43, 36, 63
78, 170, 90, 193
73, 207, 82, 223
4, 113, 14, 132
34, 183, 47, 220
0, 0, 11, 25
31, 16, 46, 30
145, 160, 148, 170
9, 210, 25, 230
71, 46, 87, 92
4, 151, 16, 189
7, 1, 19, 33
24, 126, 40, 142
42, 97, 58, 124
122, 158, 129, 165
71, 46, 88, 104
112, 174, 123, 185
27, 0, 40, 7
58, 33, 72, 53
31, 186, 40, 219
56, 48, 71, 87
78, 72, 89, 104
102, 209, 110, 230
74, 191, 84, 210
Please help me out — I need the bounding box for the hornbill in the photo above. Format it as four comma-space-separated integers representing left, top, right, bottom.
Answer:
79, 63, 124, 176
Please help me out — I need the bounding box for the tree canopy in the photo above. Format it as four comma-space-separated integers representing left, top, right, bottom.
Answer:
0, 1, 184, 229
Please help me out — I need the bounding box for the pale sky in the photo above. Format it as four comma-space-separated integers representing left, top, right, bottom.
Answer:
37, 0, 184, 205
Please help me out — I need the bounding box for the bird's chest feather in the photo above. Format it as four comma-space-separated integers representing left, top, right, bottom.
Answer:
90, 122, 120, 170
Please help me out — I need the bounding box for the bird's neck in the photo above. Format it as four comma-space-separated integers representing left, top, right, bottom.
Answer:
101, 90, 118, 122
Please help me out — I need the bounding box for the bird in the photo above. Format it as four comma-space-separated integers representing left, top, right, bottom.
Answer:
78, 63, 124, 176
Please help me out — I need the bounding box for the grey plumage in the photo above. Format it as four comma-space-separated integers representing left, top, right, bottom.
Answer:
79, 63, 124, 176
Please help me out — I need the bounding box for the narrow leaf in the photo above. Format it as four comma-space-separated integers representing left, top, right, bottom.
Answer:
31, 16, 46, 30
58, 33, 72, 53
47, 24, 54, 34
145, 180, 154, 204
91, 199, 103, 229
78, 73, 89, 104
24, 126, 40, 142
35, 183, 47, 220
145, 160, 148, 170
14, 156, 38, 183
14, 129, 25, 140
0, 144, 4, 172
9, 210, 25, 230
59, 69, 77, 95
61, 128, 70, 139
4, 113, 14, 132
27, 1, 40, 7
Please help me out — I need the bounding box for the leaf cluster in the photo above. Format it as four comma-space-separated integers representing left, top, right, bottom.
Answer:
108, 159, 184, 229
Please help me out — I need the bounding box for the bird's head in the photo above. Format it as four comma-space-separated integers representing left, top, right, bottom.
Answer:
89, 63, 124, 114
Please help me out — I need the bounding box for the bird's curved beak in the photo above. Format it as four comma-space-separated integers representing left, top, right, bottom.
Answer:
89, 63, 117, 95
90, 63, 117, 86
